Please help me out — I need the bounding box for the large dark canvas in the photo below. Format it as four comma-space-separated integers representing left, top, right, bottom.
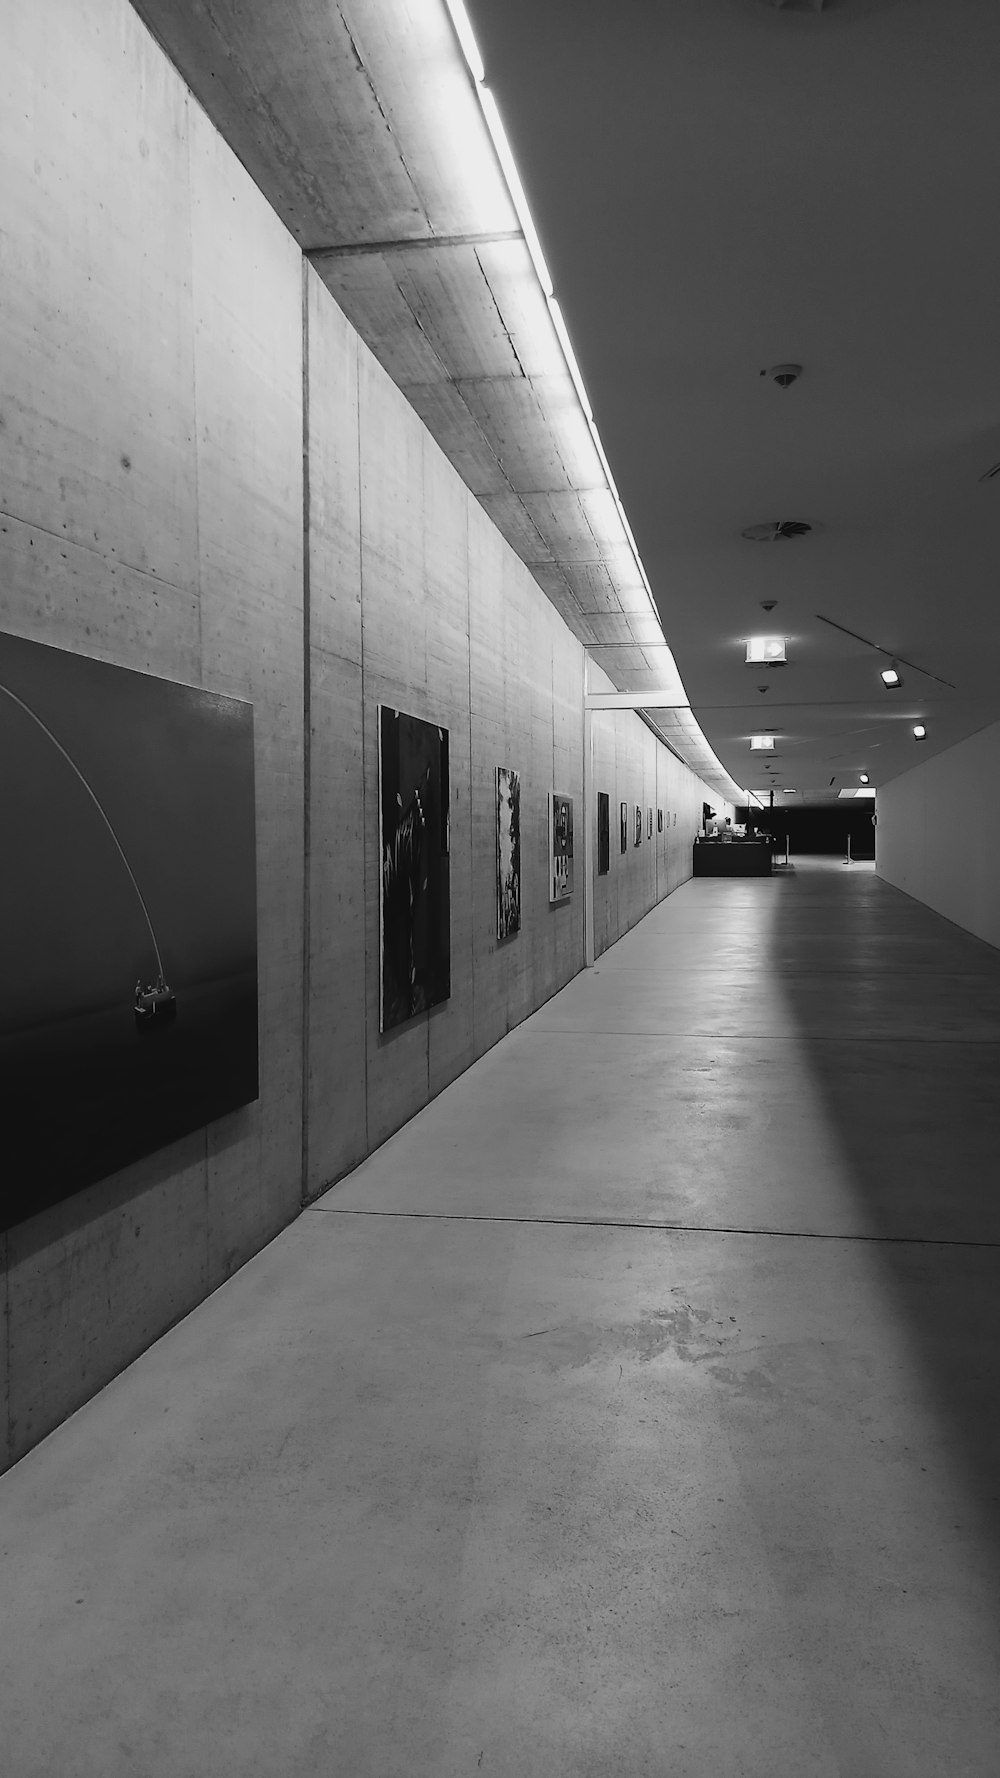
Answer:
597, 791, 610, 875
0, 631, 258, 1230
496, 766, 521, 939
379, 707, 450, 1030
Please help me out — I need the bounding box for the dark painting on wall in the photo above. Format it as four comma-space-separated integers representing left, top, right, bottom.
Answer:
496, 765, 521, 939
597, 791, 610, 875
0, 630, 258, 1232
647, 807, 653, 838
634, 804, 642, 846
620, 800, 628, 854
379, 706, 450, 1032
549, 792, 574, 902
657, 808, 664, 833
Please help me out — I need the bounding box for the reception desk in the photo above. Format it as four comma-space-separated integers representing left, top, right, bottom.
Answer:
692, 837, 772, 876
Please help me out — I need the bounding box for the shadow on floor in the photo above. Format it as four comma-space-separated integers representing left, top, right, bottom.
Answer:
775, 862, 1000, 1579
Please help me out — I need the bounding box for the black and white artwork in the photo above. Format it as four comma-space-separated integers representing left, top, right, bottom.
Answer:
647, 807, 653, 838
657, 808, 664, 833
620, 800, 628, 854
0, 630, 258, 1231
597, 791, 610, 875
549, 792, 574, 902
634, 804, 642, 846
379, 706, 451, 1031
496, 765, 521, 939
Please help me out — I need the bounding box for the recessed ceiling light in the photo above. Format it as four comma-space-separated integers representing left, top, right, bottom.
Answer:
746, 636, 786, 664
859, 773, 870, 784
742, 521, 812, 542
913, 725, 927, 740
881, 664, 902, 688
750, 735, 776, 751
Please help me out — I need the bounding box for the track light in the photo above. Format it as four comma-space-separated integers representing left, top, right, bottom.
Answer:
881, 663, 902, 688
913, 725, 926, 740
859, 773, 870, 784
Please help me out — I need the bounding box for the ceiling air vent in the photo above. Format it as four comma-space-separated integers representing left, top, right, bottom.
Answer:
741, 520, 812, 542
760, 0, 834, 12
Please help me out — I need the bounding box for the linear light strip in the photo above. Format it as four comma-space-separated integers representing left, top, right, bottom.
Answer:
442, 0, 746, 803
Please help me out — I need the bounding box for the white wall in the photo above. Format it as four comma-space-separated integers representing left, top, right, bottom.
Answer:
877, 720, 1000, 951
0, 0, 725, 1469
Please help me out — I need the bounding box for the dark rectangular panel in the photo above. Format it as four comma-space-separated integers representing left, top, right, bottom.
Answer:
378, 707, 451, 1031
0, 631, 258, 1229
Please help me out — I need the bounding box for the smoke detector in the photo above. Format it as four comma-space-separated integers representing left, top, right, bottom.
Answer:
765, 363, 803, 388
742, 521, 812, 542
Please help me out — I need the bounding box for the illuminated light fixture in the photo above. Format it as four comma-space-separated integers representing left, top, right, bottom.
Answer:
477, 89, 554, 297
442, 0, 485, 82
443, 0, 746, 807
881, 663, 902, 688
749, 735, 776, 751
549, 298, 593, 421
913, 725, 927, 740
746, 636, 787, 665
859, 773, 870, 784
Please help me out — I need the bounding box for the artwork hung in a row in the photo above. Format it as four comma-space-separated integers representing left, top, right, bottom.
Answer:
496, 765, 521, 939
620, 801, 628, 853
647, 807, 653, 838
634, 804, 642, 846
657, 808, 664, 833
549, 792, 574, 902
379, 706, 451, 1032
0, 630, 259, 1231
597, 792, 610, 875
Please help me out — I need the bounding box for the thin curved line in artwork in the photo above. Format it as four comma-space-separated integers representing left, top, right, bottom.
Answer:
1, 679, 175, 1024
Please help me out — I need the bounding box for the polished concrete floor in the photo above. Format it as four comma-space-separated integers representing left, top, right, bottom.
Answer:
3, 859, 1000, 1776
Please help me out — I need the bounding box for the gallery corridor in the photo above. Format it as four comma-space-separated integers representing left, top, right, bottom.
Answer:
2, 860, 999, 1778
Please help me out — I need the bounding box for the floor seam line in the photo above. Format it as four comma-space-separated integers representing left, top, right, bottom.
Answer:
522, 1029, 1000, 1044
305, 1207, 1000, 1249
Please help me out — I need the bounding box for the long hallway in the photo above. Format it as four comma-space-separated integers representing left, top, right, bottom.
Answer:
3, 861, 999, 1776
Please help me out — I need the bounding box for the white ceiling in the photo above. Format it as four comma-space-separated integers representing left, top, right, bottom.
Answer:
132, 0, 1000, 802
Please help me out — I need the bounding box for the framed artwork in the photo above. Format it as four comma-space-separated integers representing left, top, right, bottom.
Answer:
496, 765, 521, 940
597, 791, 610, 875
620, 800, 628, 854
673, 811, 677, 826
0, 630, 258, 1230
634, 804, 642, 846
549, 792, 574, 902
647, 807, 653, 838
379, 706, 450, 1031
657, 808, 664, 833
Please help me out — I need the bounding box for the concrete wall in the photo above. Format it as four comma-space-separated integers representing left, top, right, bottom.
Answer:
0, 0, 724, 1470
877, 721, 1000, 951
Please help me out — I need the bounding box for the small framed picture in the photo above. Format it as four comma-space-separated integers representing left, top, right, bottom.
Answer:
634, 804, 642, 846
657, 808, 663, 833
620, 800, 628, 854
647, 807, 653, 838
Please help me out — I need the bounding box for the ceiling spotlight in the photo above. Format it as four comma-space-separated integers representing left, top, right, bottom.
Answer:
742, 521, 811, 542
746, 636, 786, 665
859, 773, 870, 784
750, 735, 776, 751
913, 725, 927, 740
767, 363, 802, 389
881, 663, 902, 688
